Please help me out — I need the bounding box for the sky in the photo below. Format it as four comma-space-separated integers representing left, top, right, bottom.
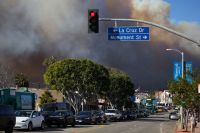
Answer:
0, 0, 199, 90
166, 0, 200, 23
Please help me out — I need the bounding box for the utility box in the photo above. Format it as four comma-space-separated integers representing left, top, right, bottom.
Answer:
0, 88, 16, 106
16, 91, 35, 110
0, 88, 35, 110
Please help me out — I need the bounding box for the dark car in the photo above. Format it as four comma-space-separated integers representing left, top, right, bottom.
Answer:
0, 105, 16, 133
144, 109, 150, 117
120, 111, 128, 121
75, 111, 97, 124
41, 102, 71, 120
94, 110, 107, 123
126, 111, 137, 120
45, 110, 75, 127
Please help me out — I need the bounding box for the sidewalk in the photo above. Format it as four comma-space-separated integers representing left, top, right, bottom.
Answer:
175, 122, 200, 133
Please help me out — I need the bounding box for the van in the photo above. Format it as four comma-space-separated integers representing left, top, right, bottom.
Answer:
0, 104, 16, 133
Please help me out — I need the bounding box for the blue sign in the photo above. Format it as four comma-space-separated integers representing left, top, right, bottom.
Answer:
108, 26, 150, 41
174, 62, 182, 81
185, 61, 192, 83
173, 61, 192, 82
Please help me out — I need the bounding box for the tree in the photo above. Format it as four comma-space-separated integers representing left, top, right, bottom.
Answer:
14, 73, 29, 87
43, 58, 110, 113
168, 72, 200, 110
43, 56, 57, 67
39, 90, 57, 107
168, 70, 200, 131
0, 64, 15, 88
107, 68, 135, 110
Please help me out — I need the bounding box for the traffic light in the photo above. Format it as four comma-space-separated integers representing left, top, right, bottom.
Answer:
88, 9, 99, 33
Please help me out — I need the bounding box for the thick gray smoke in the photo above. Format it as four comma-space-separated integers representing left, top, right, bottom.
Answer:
0, 0, 199, 89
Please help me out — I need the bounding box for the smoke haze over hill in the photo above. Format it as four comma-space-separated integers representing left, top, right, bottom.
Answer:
0, 0, 199, 89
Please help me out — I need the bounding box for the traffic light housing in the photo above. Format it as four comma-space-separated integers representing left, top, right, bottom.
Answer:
88, 9, 99, 33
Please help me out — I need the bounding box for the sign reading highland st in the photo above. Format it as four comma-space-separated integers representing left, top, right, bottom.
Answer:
108, 26, 150, 41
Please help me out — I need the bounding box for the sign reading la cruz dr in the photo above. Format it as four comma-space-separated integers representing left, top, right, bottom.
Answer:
108, 26, 150, 41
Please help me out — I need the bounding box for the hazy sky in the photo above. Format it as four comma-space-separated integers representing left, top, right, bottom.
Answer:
166, 0, 200, 22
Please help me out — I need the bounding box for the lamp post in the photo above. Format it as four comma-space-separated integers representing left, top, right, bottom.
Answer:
166, 48, 184, 129
166, 49, 184, 78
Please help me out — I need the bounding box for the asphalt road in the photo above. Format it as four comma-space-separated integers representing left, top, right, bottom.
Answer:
6, 112, 176, 133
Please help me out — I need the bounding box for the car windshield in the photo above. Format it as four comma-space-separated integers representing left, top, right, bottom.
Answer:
105, 110, 116, 113
78, 111, 91, 116
52, 111, 66, 116
15, 111, 32, 117
94, 111, 103, 115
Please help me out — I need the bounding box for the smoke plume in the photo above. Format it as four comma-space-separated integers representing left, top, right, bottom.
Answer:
0, 0, 199, 89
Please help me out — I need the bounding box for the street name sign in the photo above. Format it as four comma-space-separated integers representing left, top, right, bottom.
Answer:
173, 61, 192, 82
173, 62, 182, 81
108, 26, 150, 41
185, 61, 192, 83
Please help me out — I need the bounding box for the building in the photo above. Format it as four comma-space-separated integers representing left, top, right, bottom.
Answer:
155, 90, 172, 106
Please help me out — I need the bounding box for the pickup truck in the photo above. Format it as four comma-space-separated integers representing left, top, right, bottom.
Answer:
0, 105, 16, 133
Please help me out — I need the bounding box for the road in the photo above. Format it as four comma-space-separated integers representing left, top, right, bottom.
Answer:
5, 112, 176, 133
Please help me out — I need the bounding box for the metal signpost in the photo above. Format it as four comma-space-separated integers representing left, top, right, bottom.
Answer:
108, 26, 150, 41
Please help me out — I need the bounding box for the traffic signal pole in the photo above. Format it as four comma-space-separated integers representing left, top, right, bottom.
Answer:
99, 18, 200, 45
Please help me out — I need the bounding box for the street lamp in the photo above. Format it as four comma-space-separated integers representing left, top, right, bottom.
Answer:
166, 49, 184, 78
166, 48, 184, 129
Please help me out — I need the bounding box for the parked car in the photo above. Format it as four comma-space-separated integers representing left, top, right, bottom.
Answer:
45, 110, 75, 127
126, 111, 137, 120
41, 102, 71, 121
120, 111, 128, 120
94, 110, 107, 123
144, 109, 150, 117
14, 110, 45, 131
169, 111, 179, 120
75, 111, 98, 124
137, 109, 145, 118
0, 105, 16, 133
105, 109, 122, 121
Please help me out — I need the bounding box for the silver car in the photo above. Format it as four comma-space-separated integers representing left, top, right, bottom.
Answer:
169, 111, 179, 120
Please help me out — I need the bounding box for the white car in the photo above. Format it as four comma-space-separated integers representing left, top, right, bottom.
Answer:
105, 109, 122, 121
14, 110, 45, 131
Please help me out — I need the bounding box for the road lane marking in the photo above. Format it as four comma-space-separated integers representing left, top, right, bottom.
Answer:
75, 124, 105, 133
160, 122, 163, 133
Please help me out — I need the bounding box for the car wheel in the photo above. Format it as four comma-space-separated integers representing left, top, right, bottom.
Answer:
47, 124, 51, 127
63, 119, 67, 128
5, 128, 13, 133
71, 122, 75, 127
5, 123, 14, 133
28, 122, 33, 131
40, 121, 45, 130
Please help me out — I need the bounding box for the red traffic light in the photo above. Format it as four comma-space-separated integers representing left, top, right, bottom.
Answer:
90, 11, 95, 17
88, 9, 99, 33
